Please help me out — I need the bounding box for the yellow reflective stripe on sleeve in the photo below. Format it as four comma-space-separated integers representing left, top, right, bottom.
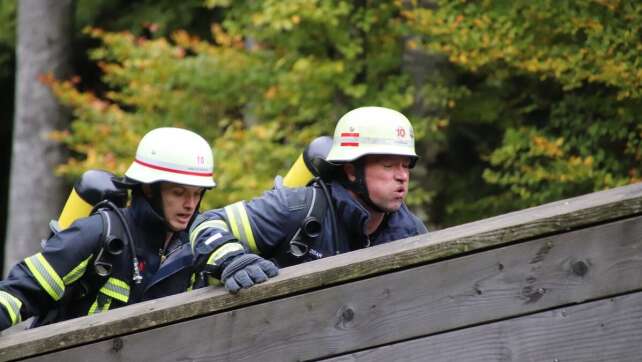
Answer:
0, 291, 22, 326
224, 202, 258, 253
190, 219, 230, 251
62, 254, 93, 285
99, 278, 130, 303
208, 277, 222, 286
207, 242, 244, 266
24, 253, 65, 301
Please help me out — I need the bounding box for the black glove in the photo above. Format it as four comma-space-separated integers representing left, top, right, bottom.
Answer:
220, 253, 278, 293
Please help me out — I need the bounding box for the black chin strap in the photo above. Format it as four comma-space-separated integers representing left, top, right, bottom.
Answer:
147, 183, 165, 220
342, 159, 387, 214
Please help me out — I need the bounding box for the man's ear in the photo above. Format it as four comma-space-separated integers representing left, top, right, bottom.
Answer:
343, 163, 357, 182
141, 184, 153, 198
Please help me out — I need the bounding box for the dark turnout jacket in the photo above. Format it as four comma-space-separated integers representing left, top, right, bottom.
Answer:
190, 182, 427, 272
0, 195, 195, 330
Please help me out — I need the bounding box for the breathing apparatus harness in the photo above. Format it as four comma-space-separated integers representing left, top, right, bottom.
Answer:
91, 199, 143, 285
285, 176, 339, 260
270, 136, 339, 261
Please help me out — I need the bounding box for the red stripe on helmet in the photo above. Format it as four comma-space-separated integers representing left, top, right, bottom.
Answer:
340, 142, 359, 147
134, 159, 213, 177
341, 132, 359, 137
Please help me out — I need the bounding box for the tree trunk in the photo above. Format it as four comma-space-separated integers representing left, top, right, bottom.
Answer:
5, 0, 74, 274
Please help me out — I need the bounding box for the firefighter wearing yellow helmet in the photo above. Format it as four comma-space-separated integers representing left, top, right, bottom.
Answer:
189, 106, 427, 294
0, 127, 215, 331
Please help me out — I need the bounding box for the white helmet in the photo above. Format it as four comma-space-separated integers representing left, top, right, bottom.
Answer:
125, 127, 216, 188
325, 106, 418, 163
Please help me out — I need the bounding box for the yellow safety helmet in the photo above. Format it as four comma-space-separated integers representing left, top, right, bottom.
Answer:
325, 106, 418, 164
125, 127, 216, 188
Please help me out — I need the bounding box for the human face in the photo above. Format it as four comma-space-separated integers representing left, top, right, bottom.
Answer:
363, 154, 411, 213
159, 182, 204, 232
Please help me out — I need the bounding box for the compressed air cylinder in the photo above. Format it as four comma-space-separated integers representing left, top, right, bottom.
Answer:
282, 136, 333, 188
54, 169, 127, 232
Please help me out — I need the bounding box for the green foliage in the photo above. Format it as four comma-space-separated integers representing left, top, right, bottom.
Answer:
409, 0, 642, 98
0, 0, 16, 79
50, 0, 642, 226
76, 0, 212, 37
52, 0, 426, 210
405, 0, 642, 224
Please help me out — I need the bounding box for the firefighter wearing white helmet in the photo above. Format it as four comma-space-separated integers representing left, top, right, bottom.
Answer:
0, 127, 216, 331
122, 127, 215, 233
325, 106, 418, 214
189, 106, 426, 294
326, 106, 418, 163
125, 127, 216, 188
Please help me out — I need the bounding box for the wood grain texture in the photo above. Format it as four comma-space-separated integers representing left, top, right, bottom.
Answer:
2, 183, 642, 360
23, 214, 642, 362
325, 291, 642, 362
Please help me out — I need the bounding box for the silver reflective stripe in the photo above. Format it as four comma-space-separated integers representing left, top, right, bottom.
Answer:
207, 242, 245, 266
100, 278, 130, 303
88, 293, 111, 315
190, 219, 230, 251
63, 254, 93, 285
24, 253, 65, 301
224, 202, 258, 252
348, 136, 413, 146
0, 291, 22, 325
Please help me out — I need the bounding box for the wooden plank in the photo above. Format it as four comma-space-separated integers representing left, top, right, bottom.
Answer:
324, 291, 642, 362
24, 214, 642, 362
2, 183, 642, 360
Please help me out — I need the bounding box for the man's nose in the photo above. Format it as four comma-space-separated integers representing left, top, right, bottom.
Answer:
185, 194, 199, 209
395, 165, 409, 182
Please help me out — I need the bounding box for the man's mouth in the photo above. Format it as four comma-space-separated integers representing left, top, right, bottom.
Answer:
175, 213, 191, 223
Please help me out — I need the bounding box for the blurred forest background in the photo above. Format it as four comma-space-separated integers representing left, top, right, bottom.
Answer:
1, 0, 640, 272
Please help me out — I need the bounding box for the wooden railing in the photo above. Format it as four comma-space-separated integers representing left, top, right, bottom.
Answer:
2, 183, 642, 361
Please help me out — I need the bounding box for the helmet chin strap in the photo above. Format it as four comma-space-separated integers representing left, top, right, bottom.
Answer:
144, 183, 174, 233
344, 159, 387, 214
149, 183, 166, 219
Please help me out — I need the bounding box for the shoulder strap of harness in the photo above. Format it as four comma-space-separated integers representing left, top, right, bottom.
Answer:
286, 185, 328, 259
92, 200, 143, 285
93, 209, 126, 278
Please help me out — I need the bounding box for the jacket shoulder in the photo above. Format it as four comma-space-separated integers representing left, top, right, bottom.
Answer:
257, 186, 310, 212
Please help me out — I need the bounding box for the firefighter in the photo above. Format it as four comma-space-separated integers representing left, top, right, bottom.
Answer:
190, 106, 427, 293
0, 127, 215, 331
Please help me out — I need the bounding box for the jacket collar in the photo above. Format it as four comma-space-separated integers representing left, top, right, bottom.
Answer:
330, 182, 418, 246
127, 194, 168, 249
330, 182, 370, 238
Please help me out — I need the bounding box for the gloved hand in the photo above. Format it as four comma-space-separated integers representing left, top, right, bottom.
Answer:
220, 253, 279, 293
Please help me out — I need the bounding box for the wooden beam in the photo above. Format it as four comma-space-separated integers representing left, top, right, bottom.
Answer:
2, 183, 642, 360
23, 214, 642, 361
324, 291, 642, 362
